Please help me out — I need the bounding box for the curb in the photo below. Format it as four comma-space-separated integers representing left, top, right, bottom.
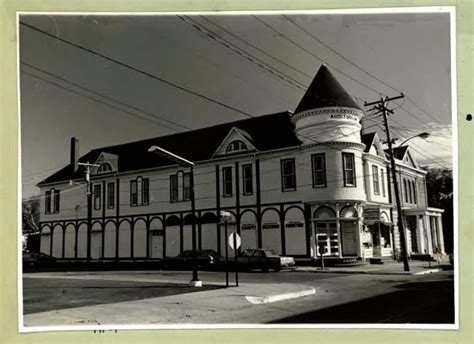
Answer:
292, 267, 443, 276
413, 268, 440, 275
245, 287, 316, 304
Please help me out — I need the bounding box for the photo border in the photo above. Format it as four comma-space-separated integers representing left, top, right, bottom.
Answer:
1, 1, 471, 343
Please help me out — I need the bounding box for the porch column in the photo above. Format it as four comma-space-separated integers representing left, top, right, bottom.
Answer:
416, 215, 426, 254
356, 204, 363, 258
417, 215, 426, 254
424, 215, 433, 255
430, 216, 439, 253
335, 203, 342, 258
436, 216, 445, 254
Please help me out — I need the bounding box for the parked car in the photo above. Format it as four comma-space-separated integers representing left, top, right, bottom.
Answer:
228, 248, 295, 272
22, 251, 56, 268
161, 249, 222, 270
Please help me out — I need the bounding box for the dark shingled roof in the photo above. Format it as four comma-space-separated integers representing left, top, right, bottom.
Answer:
294, 65, 361, 113
361, 132, 376, 153
38, 112, 301, 186
384, 145, 409, 160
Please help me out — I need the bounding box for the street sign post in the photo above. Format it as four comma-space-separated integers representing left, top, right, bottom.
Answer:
229, 232, 241, 287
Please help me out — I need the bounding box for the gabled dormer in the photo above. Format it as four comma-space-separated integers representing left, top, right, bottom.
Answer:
400, 149, 418, 169
92, 152, 119, 174
362, 132, 387, 159
213, 127, 258, 157
385, 145, 419, 169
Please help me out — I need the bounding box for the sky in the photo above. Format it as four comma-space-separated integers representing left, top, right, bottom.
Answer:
19, 11, 454, 198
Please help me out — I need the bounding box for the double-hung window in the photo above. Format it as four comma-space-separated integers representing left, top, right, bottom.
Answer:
372, 165, 380, 195
107, 182, 115, 208
131, 177, 149, 206
142, 178, 149, 205
242, 164, 253, 195
94, 184, 102, 210
45, 191, 52, 214
45, 189, 60, 214
281, 159, 296, 191
222, 167, 233, 197
380, 168, 386, 197
342, 153, 356, 186
170, 175, 179, 203
183, 173, 191, 201
311, 154, 326, 187
170, 172, 191, 202
412, 180, 417, 204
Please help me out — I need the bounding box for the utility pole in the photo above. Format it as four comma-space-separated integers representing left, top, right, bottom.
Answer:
77, 162, 100, 264
364, 94, 410, 272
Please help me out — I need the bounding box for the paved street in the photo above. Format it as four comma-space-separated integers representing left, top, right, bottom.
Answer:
23, 267, 454, 326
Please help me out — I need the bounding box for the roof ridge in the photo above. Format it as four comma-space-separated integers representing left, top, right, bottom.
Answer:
89, 111, 292, 153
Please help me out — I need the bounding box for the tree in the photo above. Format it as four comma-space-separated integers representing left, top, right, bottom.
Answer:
22, 198, 40, 234
425, 168, 453, 254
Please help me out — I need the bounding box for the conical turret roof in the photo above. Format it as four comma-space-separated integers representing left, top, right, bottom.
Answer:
294, 65, 361, 113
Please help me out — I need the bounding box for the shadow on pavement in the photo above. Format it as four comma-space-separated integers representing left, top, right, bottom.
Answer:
269, 279, 454, 324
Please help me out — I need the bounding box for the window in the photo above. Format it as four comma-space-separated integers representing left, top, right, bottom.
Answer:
242, 164, 253, 195
408, 180, 413, 203
142, 178, 149, 205
170, 175, 178, 203
170, 172, 191, 203
311, 154, 326, 187
94, 184, 102, 210
53, 189, 60, 213
131, 180, 138, 206
226, 140, 247, 153
131, 177, 149, 206
281, 159, 296, 191
412, 180, 418, 204
97, 162, 112, 173
107, 182, 115, 209
372, 165, 380, 195
403, 179, 409, 203
222, 166, 233, 197
342, 153, 356, 186
44, 188, 60, 214
381, 168, 386, 197
45, 190, 51, 214
183, 173, 191, 201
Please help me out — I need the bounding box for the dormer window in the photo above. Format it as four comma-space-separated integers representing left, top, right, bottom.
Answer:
97, 162, 113, 174
226, 140, 247, 154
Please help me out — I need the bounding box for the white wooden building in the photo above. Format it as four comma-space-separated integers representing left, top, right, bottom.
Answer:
37, 65, 446, 262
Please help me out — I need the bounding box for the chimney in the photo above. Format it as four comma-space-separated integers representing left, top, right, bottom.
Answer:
70, 137, 79, 172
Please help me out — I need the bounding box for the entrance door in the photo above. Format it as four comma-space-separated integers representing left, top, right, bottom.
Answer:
315, 222, 338, 256
341, 221, 357, 256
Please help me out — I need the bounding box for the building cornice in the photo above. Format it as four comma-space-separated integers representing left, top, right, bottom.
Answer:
39, 141, 366, 187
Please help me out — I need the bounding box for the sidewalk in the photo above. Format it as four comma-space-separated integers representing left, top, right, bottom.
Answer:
23, 282, 317, 327
292, 259, 449, 275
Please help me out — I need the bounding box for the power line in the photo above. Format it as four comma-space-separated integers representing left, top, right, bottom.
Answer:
21, 70, 181, 132
179, 16, 307, 91
20, 21, 254, 119
253, 16, 381, 95
199, 16, 313, 80
21, 61, 192, 132
282, 15, 444, 126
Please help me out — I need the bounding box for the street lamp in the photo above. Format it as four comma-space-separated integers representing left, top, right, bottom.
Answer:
148, 145, 202, 287
397, 132, 430, 147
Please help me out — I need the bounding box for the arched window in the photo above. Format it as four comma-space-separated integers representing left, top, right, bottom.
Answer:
313, 206, 336, 219
226, 140, 247, 153
340, 206, 358, 218
97, 163, 113, 173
